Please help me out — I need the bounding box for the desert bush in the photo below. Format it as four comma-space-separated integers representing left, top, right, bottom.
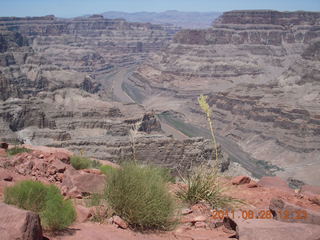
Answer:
70, 155, 92, 170
4, 180, 76, 231
105, 162, 176, 231
99, 165, 117, 176
149, 165, 176, 183
41, 185, 76, 231
7, 147, 31, 156
4, 180, 48, 212
71, 156, 106, 170
176, 165, 239, 208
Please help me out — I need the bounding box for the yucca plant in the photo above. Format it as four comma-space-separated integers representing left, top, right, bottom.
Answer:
176, 165, 239, 208
198, 94, 218, 162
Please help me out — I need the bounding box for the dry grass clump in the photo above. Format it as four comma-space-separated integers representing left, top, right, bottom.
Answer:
176, 165, 240, 208
104, 162, 177, 231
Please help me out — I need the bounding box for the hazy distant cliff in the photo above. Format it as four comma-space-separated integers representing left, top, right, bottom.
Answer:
100, 10, 221, 29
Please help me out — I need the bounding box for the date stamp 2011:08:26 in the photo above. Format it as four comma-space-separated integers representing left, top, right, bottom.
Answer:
211, 209, 308, 221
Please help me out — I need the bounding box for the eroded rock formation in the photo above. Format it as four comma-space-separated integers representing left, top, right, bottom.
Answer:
0, 15, 222, 170
130, 10, 320, 185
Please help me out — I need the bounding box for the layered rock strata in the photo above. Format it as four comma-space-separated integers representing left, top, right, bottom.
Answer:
0, 16, 222, 171
130, 10, 320, 185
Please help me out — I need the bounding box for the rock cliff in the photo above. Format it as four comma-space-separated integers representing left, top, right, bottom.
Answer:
130, 10, 320, 185
0, 15, 224, 171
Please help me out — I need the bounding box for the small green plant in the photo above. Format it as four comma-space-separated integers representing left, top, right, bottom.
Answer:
7, 147, 31, 156
40, 185, 76, 231
105, 162, 177, 231
4, 180, 48, 212
152, 166, 176, 183
4, 180, 76, 231
91, 159, 102, 169
99, 165, 117, 176
177, 165, 239, 208
70, 155, 92, 170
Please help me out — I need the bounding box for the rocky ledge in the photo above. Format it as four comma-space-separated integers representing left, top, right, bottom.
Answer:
1, 145, 320, 240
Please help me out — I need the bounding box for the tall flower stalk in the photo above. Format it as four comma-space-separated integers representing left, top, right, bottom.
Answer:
198, 95, 218, 162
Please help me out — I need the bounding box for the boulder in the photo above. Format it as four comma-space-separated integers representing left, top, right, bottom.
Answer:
194, 221, 207, 228
15, 161, 34, 175
68, 187, 83, 199
301, 185, 320, 195
308, 195, 320, 206
270, 198, 320, 225
224, 212, 320, 240
50, 159, 68, 173
181, 208, 193, 215
62, 168, 106, 195
113, 216, 128, 229
76, 205, 92, 223
3, 174, 13, 181
52, 152, 71, 164
231, 176, 251, 185
0, 203, 42, 240
0, 142, 8, 149
257, 176, 292, 192
181, 215, 208, 224
247, 180, 258, 188
0, 169, 14, 182
0, 149, 6, 157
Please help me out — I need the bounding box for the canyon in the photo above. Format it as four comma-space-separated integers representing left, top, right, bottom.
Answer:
0, 10, 320, 185
0, 15, 225, 174
129, 10, 320, 185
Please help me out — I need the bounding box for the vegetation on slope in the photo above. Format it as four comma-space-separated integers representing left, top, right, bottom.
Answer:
104, 162, 177, 231
7, 147, 31, 156
4, 180, 76, 231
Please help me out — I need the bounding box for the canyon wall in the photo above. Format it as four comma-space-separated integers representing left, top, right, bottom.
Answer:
130, 10, 320, 185
0, 15, 223, 171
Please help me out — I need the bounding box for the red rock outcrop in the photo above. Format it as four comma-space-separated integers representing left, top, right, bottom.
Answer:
0, 203, 43, 240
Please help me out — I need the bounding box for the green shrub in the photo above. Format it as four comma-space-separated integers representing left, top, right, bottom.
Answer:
99, 165, 117, 176
4, 180, 76, 231
152, 166, 176, 183
105, 162, 176, 231
176, 165, 239, 208
7, 147, 31, 156
41, 186, 76, 231
91, 160, 102, 169
4, 180, 48, 212
70, 155, 92, 170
